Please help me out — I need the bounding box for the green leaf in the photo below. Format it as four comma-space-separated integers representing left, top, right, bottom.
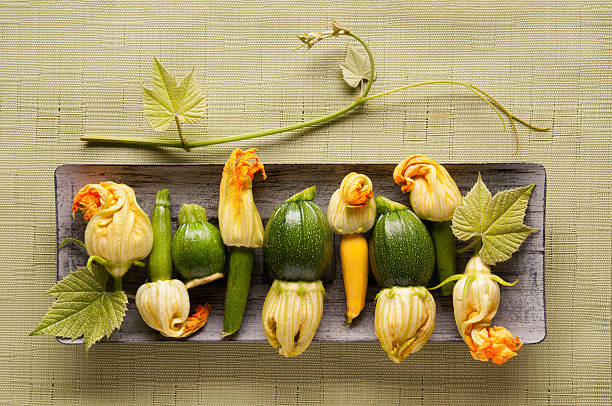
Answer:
29, 266, 128, 350
452, 173, 538, 265
142, 58, 205, 132
340, 45, 372, 88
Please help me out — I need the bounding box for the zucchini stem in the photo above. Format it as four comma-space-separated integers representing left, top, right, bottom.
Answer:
456, 237, 482, 254
174, 116, 189, 150
113, 276, 122, 291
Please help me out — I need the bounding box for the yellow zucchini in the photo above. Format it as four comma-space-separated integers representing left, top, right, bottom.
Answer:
340, 233, 369, 324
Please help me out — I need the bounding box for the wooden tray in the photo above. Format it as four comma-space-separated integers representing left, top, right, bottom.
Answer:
55, 163, 546, 344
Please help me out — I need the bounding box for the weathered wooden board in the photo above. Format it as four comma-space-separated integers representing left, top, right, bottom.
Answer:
55, 163, 546, 345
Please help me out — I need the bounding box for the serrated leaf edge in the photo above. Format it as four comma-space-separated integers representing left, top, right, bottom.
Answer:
142, 59, 205, 132
451, 174, 538, 265
30, 267, 128, 350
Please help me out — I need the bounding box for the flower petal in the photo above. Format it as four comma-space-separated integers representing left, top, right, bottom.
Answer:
219, 148, 266, 248
469, 326, 523, 365
327, 173, 376, 234
393, 154, 462, 222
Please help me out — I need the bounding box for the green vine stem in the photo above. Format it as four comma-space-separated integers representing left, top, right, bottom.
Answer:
174, 115, 187, 147
456, 237, 482, 254
58, 237, 87, 251
113, 276, 122, 291
81, 21, 549, 153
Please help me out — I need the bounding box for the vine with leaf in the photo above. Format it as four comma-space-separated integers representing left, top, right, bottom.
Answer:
81, 20, 549, 152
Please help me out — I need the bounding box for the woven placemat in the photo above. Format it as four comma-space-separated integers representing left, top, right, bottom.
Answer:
0, 1, 610, 405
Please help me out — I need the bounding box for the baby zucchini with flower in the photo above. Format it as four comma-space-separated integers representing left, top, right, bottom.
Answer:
327, 172, 376, 324
136, 190, 211, 338
369, 196, 436, 363
432, 173, 538, 364
30, 181, 153, 349
434, 253, 521, 364
262, 186, 333, 357
394, 154, 462, 295
218, 148, 266, 337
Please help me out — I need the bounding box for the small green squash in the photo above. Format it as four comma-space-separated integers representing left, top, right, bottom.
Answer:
369, 196, 435, 288
263, 186, 333, 282
171, 204, 226, 289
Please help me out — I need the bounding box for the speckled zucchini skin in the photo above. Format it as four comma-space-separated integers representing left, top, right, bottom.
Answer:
263, 199, 333, 282
369, 209, 435, 288
171, 221, 226, 281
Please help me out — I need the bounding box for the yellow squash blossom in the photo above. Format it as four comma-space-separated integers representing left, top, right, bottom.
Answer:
393, 154, 462, 222
136, 279, 210, 338
72, 181, 153, 281
261, 280, 325, 357
218, 148, 266, 248
375, 287, 436, 363
453, 255, 522, 365
327, 172, 376, 234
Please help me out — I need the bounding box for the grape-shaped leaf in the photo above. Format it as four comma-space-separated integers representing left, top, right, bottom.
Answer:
340, 45, 373, 88
452, 173, 538, 265
142, 58, 205, 132
29, 266, 128, 350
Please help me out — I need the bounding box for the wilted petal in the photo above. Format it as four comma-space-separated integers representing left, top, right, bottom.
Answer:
136, 279, 210, 338
72, 184, 109, 221
469, 326, 522, 365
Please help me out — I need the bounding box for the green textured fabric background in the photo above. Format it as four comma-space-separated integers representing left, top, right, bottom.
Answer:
1, 1, 610, 405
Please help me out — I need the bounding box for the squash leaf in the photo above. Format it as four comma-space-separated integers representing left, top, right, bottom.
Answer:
452, 173, 538, 265
142, 58, 205, 132
340, 45, 373, 88
29, 266, 128, 350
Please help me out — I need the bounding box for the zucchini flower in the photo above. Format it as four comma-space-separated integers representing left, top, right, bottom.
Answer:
393, 154, 462, 222
453, 255, 522, 365
261, 280, 325, 357
327, 172, 376, 234
218, 148, 267, 248
327, 172, 376, 324
72, 182, 153, 287
136, 279, 211, 338
375, 287, 436, 363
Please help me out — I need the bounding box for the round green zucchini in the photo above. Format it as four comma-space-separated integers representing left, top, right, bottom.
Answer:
369, 196, 435, 288
263, 186, 333, 282
171, 204, 226, 288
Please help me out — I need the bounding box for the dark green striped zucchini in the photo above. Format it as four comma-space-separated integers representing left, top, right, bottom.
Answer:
263, 186, 333, 282
369, 196, 435, 288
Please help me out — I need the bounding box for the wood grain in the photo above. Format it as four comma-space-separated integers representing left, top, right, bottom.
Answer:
55, 163, 546, 344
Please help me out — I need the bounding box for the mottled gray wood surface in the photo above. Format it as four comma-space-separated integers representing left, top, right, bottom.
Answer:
55, 163, 546, 345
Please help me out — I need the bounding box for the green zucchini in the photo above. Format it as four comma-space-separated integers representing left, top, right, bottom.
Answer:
263, 186, 333, 281
369, 196, 435, 288
148, 189, 173, 282
261, 186, 331, 357
370, 196, 438, 362
171, 204, 226, 289
428, 220, 456, 296
222, 247, 254, 337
